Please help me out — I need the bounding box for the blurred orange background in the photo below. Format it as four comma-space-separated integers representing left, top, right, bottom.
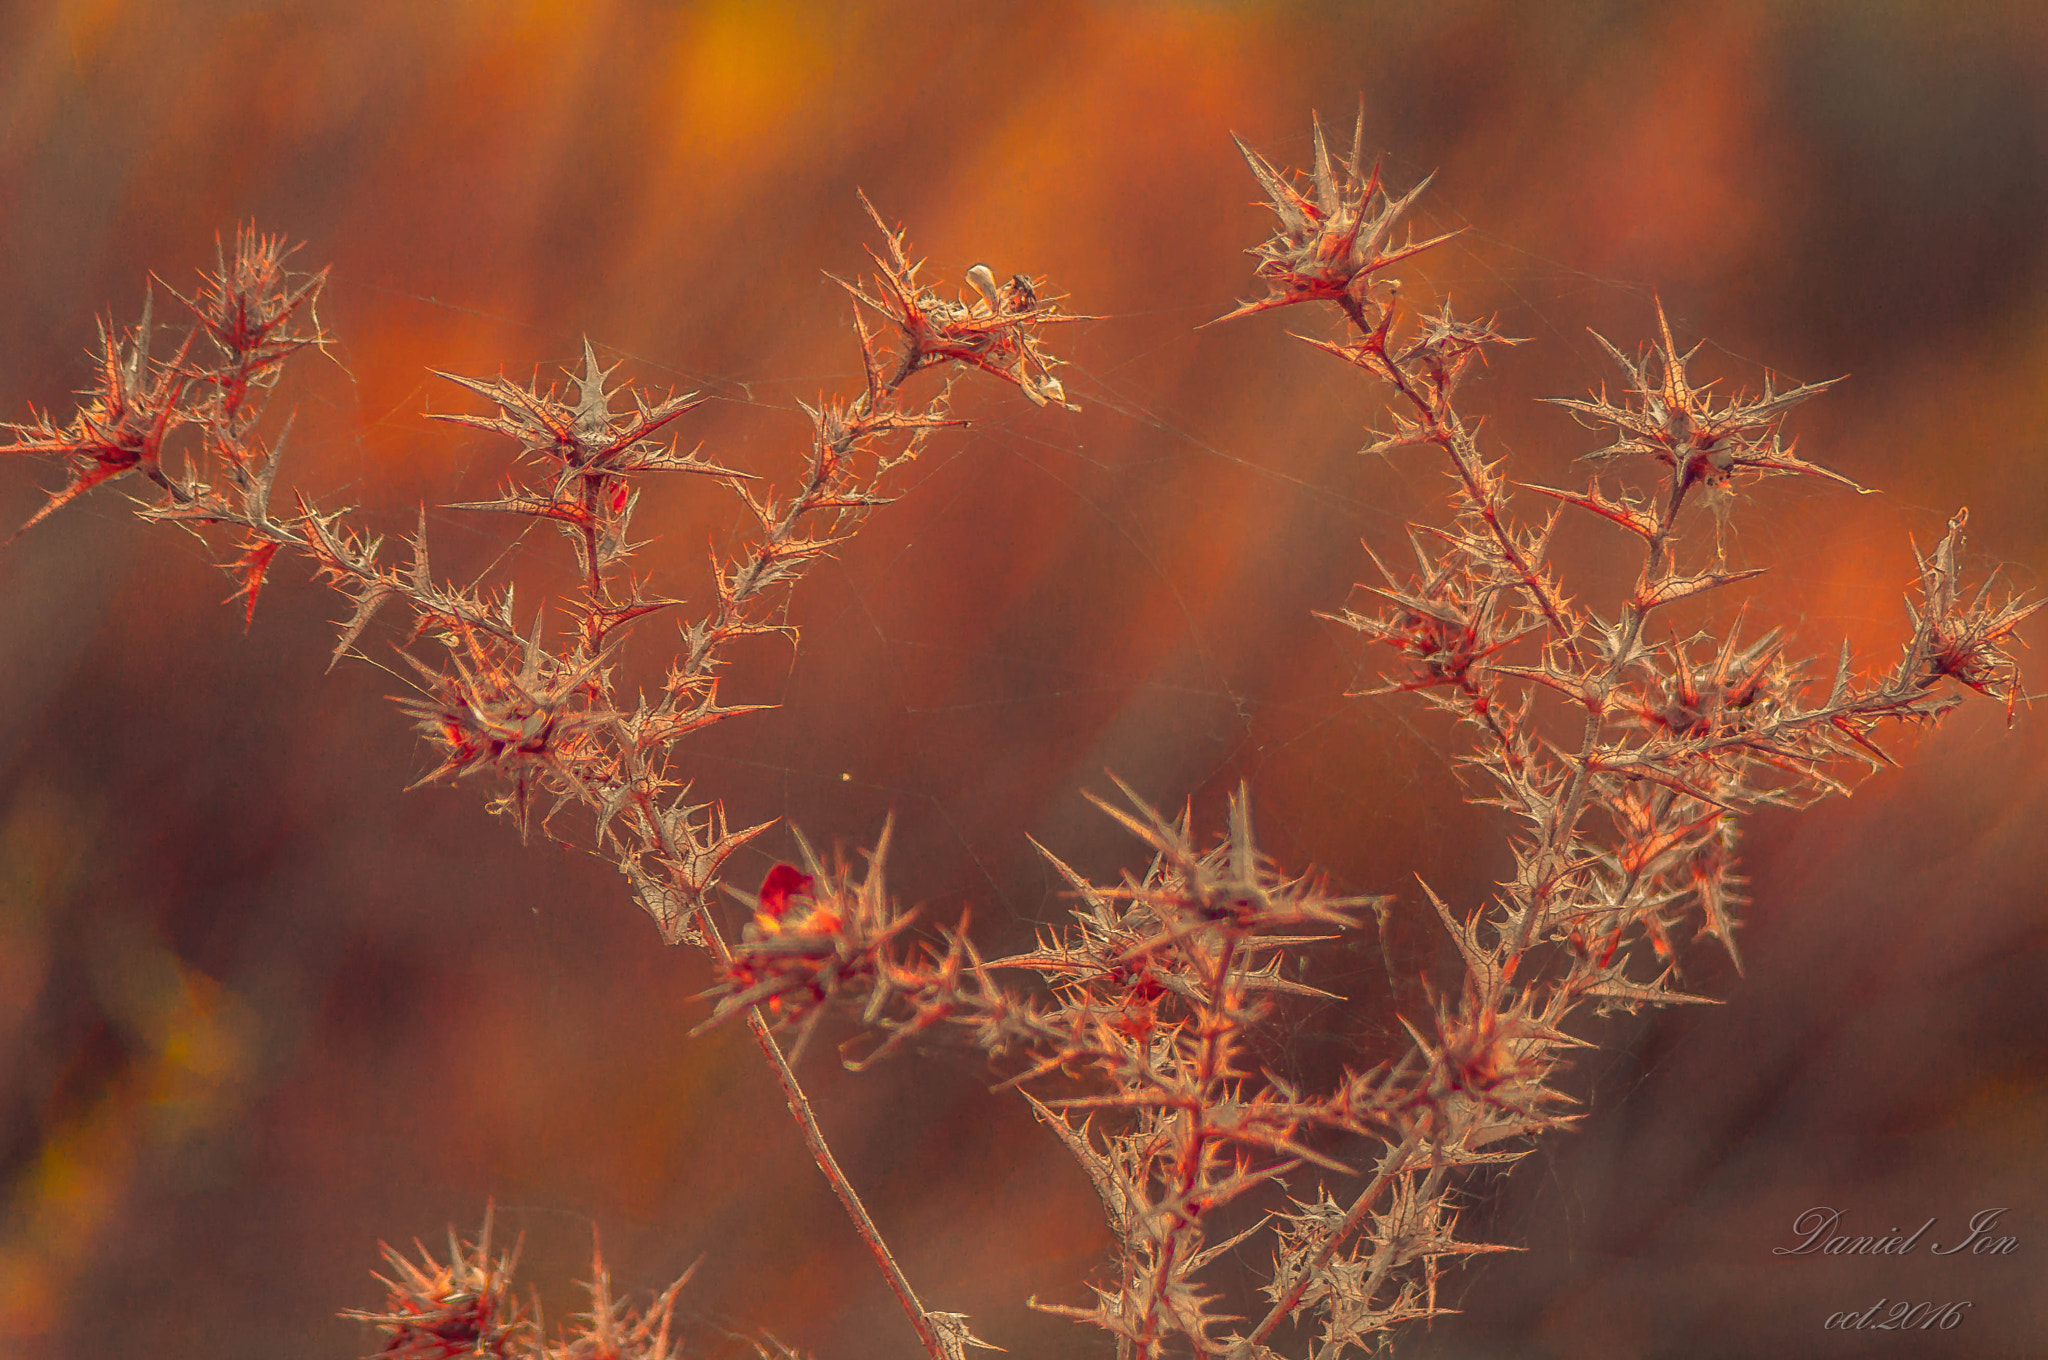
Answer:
2, 2, 2046, 1357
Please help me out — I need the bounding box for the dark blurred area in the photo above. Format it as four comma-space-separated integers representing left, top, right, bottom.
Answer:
1, 2, 2045, 1357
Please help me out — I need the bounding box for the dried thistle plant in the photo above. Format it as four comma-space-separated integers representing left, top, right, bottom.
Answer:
3, 203, 1085, 1360
2, 114, 2034, 1360
696, 112, 2037, 1358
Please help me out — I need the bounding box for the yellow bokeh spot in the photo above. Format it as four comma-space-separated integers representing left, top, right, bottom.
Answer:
660, 0, 830, 161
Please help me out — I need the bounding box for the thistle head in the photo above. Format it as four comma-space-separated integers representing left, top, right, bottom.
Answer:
1216, 108, 1461, 324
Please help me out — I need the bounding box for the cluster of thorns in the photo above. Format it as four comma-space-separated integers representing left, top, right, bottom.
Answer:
3, 110, 2035, 1360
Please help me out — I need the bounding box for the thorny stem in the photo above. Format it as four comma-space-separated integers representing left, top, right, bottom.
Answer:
1264, 277, 1653, 1319
556, 257, 1027, 1355
673, 342, 924, 691
1141, 932, 1243, 1350
1363, 1152, 1451, 1345
1312, 1152, 1450, 1360
577, 475, 609, 634
626, 342, 957, 1359
1457, 671, 1524, 778
1520, 443, 1690, 952
1335, 286, 1693, 953
744, 1012, 948, 1360
634, 796, 951, 1360
1233, 1122, 1429, 1356
1337, 292, 1584, 671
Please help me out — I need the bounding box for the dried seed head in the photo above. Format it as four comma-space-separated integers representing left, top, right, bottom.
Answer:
834, 194, 1085, 410
342, 1208, 533, 1360
1216, 108, 1461, 324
